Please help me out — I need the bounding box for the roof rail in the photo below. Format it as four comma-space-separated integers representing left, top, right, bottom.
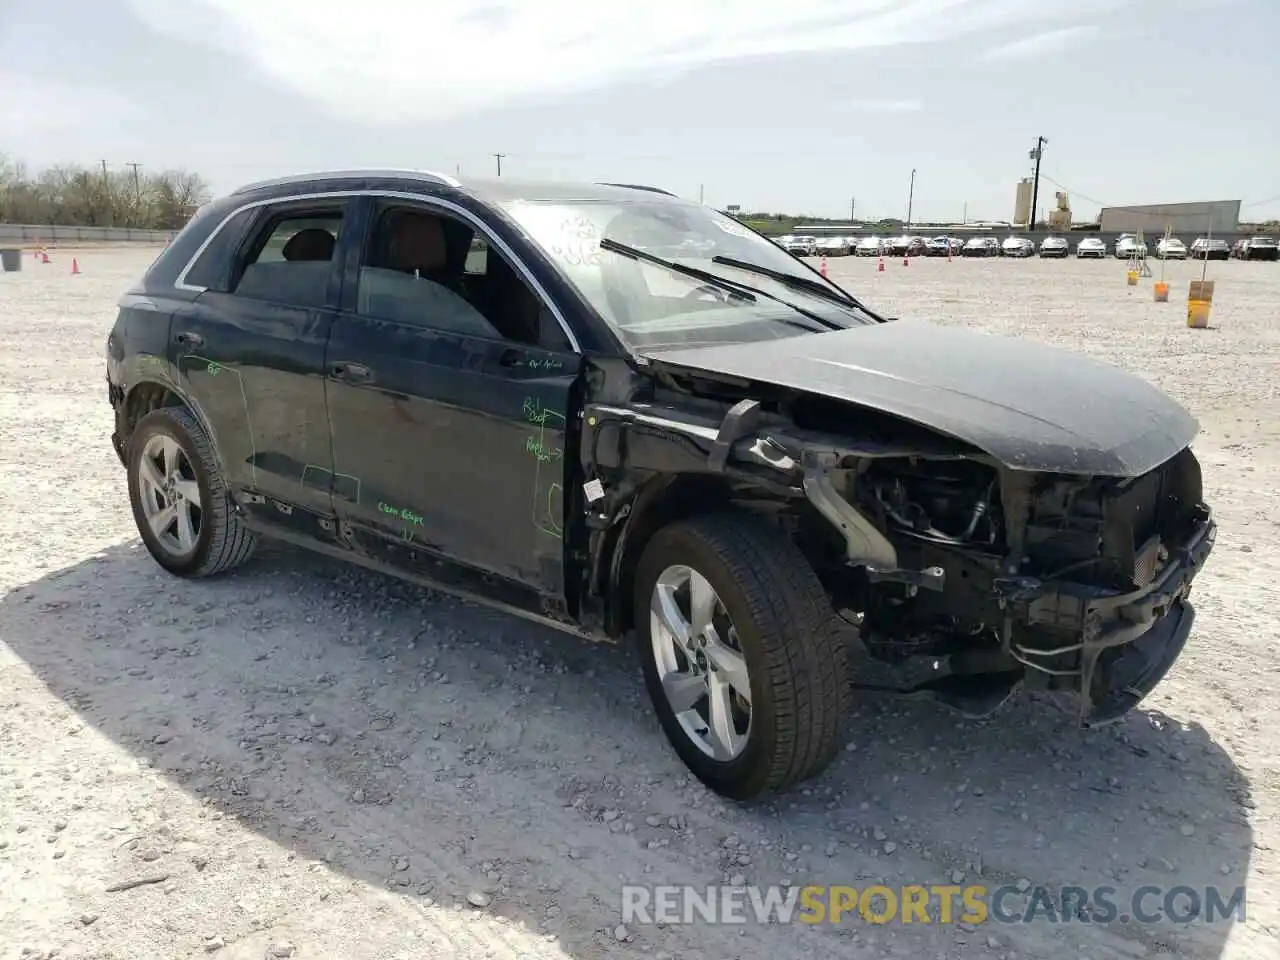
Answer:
230, 168, 461, 195
596, 182, 678, 198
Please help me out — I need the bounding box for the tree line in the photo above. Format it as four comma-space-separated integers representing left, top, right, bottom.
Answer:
0, 155, 211, 230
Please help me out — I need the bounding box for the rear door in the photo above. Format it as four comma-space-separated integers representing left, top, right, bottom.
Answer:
170, 197, 351, 530
322, 195, 582, 595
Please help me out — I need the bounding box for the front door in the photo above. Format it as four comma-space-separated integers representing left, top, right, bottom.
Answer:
323, 197, 582, 596
171, 199, 350, 528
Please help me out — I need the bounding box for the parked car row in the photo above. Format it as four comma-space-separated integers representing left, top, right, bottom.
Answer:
773, 232, 1276, 262
1230, 235, 1278, 261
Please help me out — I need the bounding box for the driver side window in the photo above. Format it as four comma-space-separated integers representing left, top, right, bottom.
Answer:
355, 203, 572, 351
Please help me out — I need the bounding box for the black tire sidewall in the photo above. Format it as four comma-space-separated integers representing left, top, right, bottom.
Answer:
127, 410, 217, 575
633, 524, 779, 798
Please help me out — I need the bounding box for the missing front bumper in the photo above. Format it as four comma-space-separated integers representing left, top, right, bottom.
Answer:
1005, 510, 1216, 724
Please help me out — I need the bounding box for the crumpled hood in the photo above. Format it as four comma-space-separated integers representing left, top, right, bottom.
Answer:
643, 319, 1199, 477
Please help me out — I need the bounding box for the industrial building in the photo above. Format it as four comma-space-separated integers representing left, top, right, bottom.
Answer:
1012, 179, 1071, 229
1098, 199, 1241, 235
1014, 178, 1033, 227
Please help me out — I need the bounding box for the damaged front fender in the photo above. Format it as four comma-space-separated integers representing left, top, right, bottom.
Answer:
579, 393, 976, 633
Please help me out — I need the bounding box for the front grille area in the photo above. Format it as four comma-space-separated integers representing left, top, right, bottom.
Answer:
1100, 465, 1168, 587
1023, 457, 1183, 590
1133, 534, 1164, 587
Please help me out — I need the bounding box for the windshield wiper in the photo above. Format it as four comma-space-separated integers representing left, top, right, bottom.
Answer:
710, 255, 883, 319
599, 239, 839, 332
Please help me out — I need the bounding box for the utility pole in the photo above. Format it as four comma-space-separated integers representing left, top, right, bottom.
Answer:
1028, 136, 1047, 230
906, 169, 916, 231
492, 153, 506, 177
99, 160, 112, 227
850, 196, 856, 221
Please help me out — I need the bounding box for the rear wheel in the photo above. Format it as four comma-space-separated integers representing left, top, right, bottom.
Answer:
127, 407, 256, 577
633, 513, 850, 799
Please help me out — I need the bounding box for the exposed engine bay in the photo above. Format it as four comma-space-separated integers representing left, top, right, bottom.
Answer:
589, 337, 1217, 730
800, 445, 1214, 724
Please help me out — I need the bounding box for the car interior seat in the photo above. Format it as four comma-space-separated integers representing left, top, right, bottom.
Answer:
282, 227, 336, 262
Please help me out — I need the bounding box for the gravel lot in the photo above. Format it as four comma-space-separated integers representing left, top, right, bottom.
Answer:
1, 247, 1277, 960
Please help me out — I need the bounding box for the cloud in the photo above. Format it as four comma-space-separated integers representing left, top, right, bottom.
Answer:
977, 24, 1098, 62
839, 98, 926, 112
122, 0, 1120, 123
0, 72, 141, 136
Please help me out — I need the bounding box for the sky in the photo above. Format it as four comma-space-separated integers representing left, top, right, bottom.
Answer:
1, 0, 1277, 222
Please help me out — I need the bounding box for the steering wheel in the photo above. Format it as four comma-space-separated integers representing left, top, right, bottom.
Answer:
683, 284, 732, 303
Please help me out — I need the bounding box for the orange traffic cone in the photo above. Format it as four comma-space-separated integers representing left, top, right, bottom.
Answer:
819, 255, 828, 278
71, 258, 81, 275
902, 256, 909, 267
877, 257, 885, 272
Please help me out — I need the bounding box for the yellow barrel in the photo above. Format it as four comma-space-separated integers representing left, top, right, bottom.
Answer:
1187, 300, 1211, 328
1154, 281, 1169, 302
1187, 280, 1214, 328
1126, 269, 1138, 286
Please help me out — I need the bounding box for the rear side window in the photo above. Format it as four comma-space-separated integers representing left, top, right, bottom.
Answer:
181, 207, 256, 290
231, 208, 344, 309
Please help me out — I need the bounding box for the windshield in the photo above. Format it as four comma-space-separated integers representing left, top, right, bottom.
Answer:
498, 198, 873, 351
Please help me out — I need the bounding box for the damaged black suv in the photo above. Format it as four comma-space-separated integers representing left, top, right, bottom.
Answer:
105, 170, 1216, 799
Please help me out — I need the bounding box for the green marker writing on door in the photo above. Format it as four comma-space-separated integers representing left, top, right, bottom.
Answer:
378, 501, 424, 526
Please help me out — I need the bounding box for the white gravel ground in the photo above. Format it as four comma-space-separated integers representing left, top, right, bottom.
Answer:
1, 247, 1277, 960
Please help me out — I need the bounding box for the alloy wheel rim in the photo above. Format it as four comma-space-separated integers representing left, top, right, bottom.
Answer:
650, 564, 752, 761
137, 433, 203, 557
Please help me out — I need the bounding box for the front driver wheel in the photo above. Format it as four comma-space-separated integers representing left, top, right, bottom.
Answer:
634, 513, 850, 799
127, 406, 256, 577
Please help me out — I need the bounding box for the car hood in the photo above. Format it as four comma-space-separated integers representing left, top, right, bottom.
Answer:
643, 320, 1199, 477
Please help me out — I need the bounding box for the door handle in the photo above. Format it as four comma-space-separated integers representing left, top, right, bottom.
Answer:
330, 361, 373, 383
174, 330, 204, 347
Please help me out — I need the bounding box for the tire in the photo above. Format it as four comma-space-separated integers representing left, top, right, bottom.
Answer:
633, 512, 850, 799
127, 406, 256, 578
